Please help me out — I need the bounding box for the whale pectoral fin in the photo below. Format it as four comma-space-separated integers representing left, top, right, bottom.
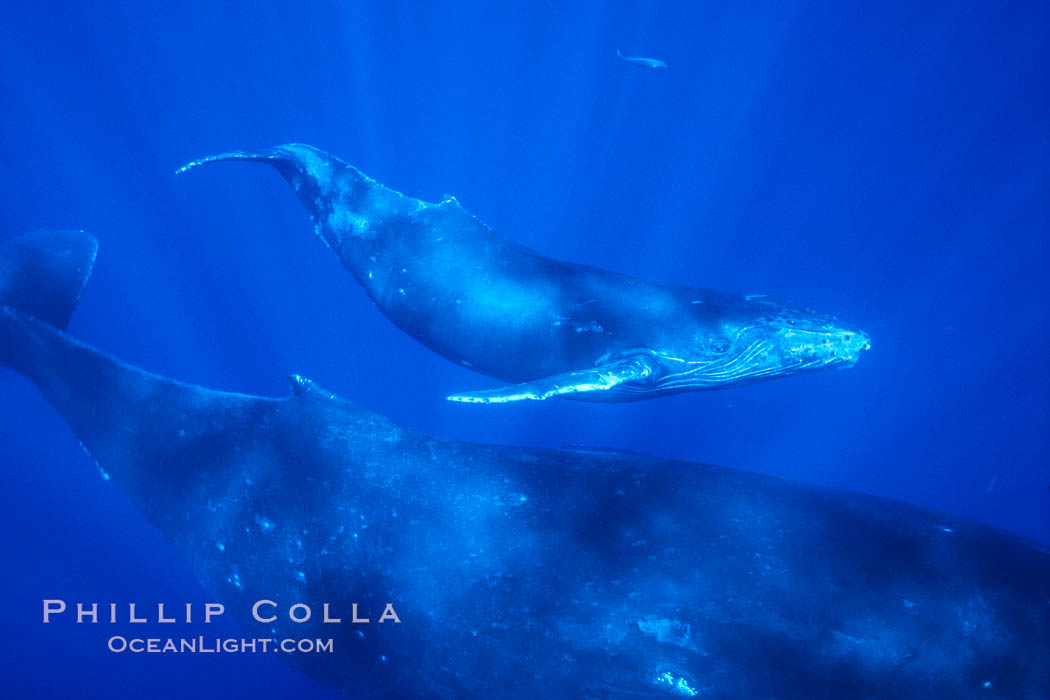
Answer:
447, 359, 653, 404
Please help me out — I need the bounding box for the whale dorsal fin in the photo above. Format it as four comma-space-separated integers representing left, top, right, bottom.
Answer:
446, 356, 654, 404
288, 374, 335, 400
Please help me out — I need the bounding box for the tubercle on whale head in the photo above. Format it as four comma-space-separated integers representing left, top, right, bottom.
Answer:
647, 297, 871, 391
717, 308, 871, 385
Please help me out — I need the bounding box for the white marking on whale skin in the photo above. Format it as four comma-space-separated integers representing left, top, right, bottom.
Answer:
227, 569, 244, 590
295, 147, 335, 184
570, 320, 605, 334
654, 671, 699, 696
327, 207, 372, 238
637, 617, 701, 653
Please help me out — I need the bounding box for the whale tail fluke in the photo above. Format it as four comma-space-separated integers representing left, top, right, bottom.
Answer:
0, 231, 97, 332
176, 149, 280, 175
177, 144, 402, 256
175, 143, 339, 189
176, 147, 326, 206
0, 231, 98, 378
177, 144, 339, 223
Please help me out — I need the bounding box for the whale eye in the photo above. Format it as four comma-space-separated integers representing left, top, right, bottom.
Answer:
710, 339, 730, 354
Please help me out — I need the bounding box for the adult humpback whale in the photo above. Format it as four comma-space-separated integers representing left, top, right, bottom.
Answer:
178, 145, 871, 403
2, 231, 1047, 699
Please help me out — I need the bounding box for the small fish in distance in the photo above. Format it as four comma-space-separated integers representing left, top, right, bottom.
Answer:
616, 48, 668, 69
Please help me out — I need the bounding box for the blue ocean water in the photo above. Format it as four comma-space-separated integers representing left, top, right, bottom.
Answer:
0, 2, 1046, 697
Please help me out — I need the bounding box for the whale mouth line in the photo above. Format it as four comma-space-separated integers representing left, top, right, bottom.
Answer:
656, 338, 781, 389
651, 331, 860, 391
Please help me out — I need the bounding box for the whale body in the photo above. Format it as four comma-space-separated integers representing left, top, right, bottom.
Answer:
1, 232, 1046, 698
178, 145, 870, 404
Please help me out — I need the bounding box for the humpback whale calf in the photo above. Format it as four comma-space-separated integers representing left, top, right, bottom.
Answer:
178, 145, 870, 403
2, 231, 1047, 698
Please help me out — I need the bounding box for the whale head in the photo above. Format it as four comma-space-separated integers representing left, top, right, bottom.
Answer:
647, 294, 871, 392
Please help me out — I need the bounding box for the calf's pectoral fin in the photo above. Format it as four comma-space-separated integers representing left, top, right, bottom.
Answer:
447, 356, 654, 404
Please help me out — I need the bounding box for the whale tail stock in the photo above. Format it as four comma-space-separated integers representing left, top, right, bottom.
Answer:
0, 230, 294, 497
